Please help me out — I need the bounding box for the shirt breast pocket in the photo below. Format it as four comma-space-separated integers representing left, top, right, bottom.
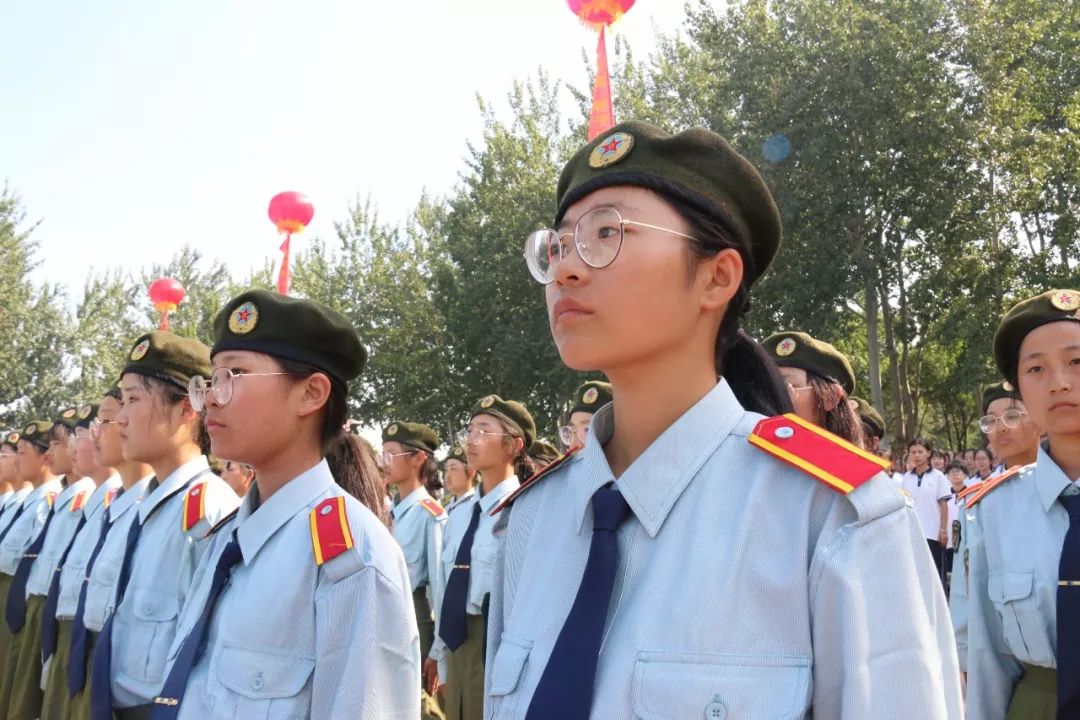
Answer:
115, 586, 179, 682
217, 645, 315, 720
632, 652, 811, 720
988, 571, 1053, 665
486, 635, 533, 718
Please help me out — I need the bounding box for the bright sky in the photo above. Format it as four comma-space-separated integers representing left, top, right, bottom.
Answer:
3, 0, 689, 299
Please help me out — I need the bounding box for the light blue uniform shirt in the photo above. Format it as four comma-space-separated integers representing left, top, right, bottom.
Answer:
392, 486, 446, 648
0, 491, 12, 511
108, 456, 239, 708
446, 488, 476, 515
963, 444, 1075, 717
82, 476, 153, 633
26, 476, 96, 597
486, 380, 962, 719
0, 487, 32, 539
160, 459, 419, 719
0, 478, 64, 576
55, 475, 123, 619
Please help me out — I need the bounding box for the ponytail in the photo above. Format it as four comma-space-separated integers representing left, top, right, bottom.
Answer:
806, 373, 864, 446
276, 358, 391, 527
653, 181, 792, 417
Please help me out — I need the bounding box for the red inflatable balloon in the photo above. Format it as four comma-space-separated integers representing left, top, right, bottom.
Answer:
268, 191, 315, 234
148, 277, 186, 314
567, 0, 635, 29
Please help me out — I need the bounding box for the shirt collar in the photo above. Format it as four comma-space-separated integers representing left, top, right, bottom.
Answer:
449, 488, 476, 510
236, 459, 335, 564
392, 485, 432, 521
56, 476, 95, 509
27, 477, 64, 505
140, 455, 209, 522
479, 476, 520, 513
1036, 442, 1076, 513
573, 378, 746, 538
109, 475, 153, 522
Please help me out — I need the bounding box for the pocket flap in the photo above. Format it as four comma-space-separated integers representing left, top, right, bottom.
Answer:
633, 652, 810, 720
130, 587, 179, 622
488, 635, 533, 697
218, 645, 316, 699
988, 572, 1033, 603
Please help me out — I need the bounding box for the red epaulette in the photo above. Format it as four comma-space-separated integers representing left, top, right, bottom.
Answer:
70, 490, 90, 513
310, 496, 354, 565
44, 491, 57, 509
965, 466, 1024, 508
419, 498, 445, 518
749, 414, 891, 494
181, 481, 207, 532
492, 449, 578, 516
103, 487, 119, 509
956, 482, 983, 502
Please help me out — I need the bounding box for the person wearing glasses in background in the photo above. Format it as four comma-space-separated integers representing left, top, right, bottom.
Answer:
433, 396, 535, 720
491, 121, 961, 718
38, 402, 121, 720
950, 379, 1044, 695
559, 381, 612, 453
441, 447, 476, 513
764, 331, 865, 448
381, 421, 448, 720
65, 389, 154, 720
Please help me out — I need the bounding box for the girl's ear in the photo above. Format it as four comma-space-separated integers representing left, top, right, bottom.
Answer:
821, 384, 844, 413
698, 248, 743, 311
296, 373, 333, 418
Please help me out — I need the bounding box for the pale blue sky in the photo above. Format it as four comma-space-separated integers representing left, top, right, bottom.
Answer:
2, 0, 687, 299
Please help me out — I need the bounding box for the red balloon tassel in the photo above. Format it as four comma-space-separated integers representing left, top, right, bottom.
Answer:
277, 234, 292, 296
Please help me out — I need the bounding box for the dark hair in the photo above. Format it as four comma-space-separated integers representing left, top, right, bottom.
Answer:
907, 437, 932, 452
663, 188, 793, 417
104, 387, 122, 402
805, 372, 864, 446
275, 359, 390, 527
974, 447, 993, 463
930, 449, 948, 460
48, 424, 72, 443
133, 375, 211, 455
946, 461, 968, 476
493, 418, 537, 483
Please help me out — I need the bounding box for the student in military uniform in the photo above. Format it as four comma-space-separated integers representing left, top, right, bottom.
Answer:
850, 396, 886, 452
560, 381, 612, 452
765, 331, 865, 447
0, 433, 31, 564
65, 390, 154, 720
1, 407, 97, 720
433, 396, 535, 720
381, 421, 448, 718
38, 401, 121, 720
219, 461, 254, 498
441, 447, 476, 512
86, 331, 239, 720
961, 289, 1080, 719
493, 120, 962, 718
0, 421, 62, 688
148, 289, 417, 719
0, 432, 20, 514
528, 439, 560, 467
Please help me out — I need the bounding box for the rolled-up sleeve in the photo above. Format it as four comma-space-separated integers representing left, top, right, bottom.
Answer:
810, 505, 963, 718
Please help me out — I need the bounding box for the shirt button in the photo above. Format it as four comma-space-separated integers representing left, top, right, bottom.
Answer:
705, 700, 727, 720
251, 672, 265, 691
143, 603, 155, 615
774, 426, 795, 440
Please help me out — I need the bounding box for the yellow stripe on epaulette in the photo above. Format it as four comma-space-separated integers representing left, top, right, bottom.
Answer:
419, 498, 445, 518
965, 466, 1023, 508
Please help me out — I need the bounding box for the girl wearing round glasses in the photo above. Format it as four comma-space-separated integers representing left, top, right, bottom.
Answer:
152, 289, 417, 718
979, 382, 1041, 473
960, 289, 1080, 719
494, 121, 962, 718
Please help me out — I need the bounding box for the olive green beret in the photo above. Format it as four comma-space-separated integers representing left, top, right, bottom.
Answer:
121, 331, 211, 390
570, 380, 613, 416
555, 121, 782, 285
382, 421, 439, 454
75, 403, 100, 429
442, 445, 468, 468
20, 421, 52, 450
529, 439, 560, 466
54, 406, 80, 430
212, 289, 366, 386
2, 431, 19, 450
981, 381, 1018, 415
850, 396, 885, 439
471, 395, 537, 448
994, 289, 1080, 385
764, 331, 856, 396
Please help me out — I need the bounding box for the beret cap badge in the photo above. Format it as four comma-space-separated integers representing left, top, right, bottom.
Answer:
387, 424, 398, 437
1050, 290, 1080, 312
228, 301, 259, 335
480, 396, 495, 409
130, 339, 150, 361
62, 408, 76, 419
78, 405, 92, 419
6, 433, 18, 444
1002, 381, 1014, 392
776, 338, 797, 357
24, 423, 37, 435
589, 132, 635, 169
583, 387, 599, 405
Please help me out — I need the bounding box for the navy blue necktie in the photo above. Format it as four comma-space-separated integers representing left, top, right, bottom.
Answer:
152, 534, 242, 718
1057, 494, 1080, 718
438, 501, 482, 650
89, 507, 144, 720
68, 490, 123, 698
41, 513, 87, 662
6, 500, 58, 632
525, 485, 630, 720
0, 503, 28, 544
